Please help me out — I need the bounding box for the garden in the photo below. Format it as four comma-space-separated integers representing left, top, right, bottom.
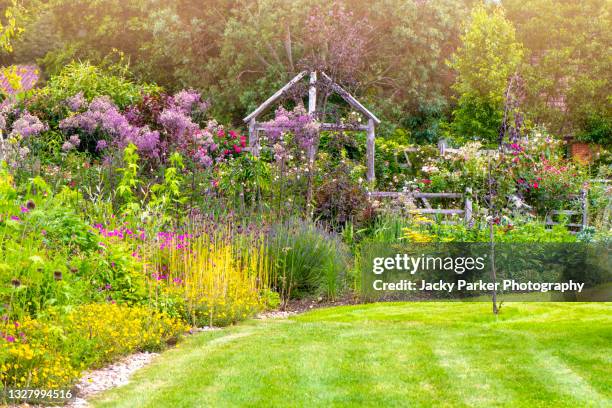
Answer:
0, 0, 610, 406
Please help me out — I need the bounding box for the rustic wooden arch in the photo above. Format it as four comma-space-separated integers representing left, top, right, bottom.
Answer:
243, 71, 381, 181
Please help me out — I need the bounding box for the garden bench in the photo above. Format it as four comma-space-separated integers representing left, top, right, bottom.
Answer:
544, 189, 588, 232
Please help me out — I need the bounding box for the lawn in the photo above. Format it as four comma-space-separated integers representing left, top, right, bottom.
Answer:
91, 302, 612, 408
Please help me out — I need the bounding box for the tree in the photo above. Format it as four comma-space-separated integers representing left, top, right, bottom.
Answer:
0, 0, 21, 52
448, 5, 523, 143
504, 0, 611, 144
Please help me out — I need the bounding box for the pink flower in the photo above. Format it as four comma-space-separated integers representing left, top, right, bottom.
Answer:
533, 182, 539, 189
20, 206, 29, 213
5, 335, 15, 343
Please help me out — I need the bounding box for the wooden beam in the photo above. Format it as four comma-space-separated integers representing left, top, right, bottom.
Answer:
320, 72, 381, 125
254, 122, 368, 132
248, 119, 259, 156
320, 123, 369, 131
410, 209, 465, 215
366, 118, 375, 182
413, 192, 463, 199
307, 71, 318, 161
243, 71, 307, 123
367, 191, 463, 199
308, 71, 317, 115
464, 187, 473, 225
581, 188, 588, 229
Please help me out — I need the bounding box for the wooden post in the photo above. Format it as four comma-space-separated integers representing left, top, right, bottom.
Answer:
248, 119, 259, 157
308, 71, 317, 115
581, 188, 588, 230
464, 187, 473, 225
366, 118, 375, 182
438, 138, 447, 155
307, 71, 317, 161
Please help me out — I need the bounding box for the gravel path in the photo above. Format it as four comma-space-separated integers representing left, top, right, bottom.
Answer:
66, 351, 159, 408
11, 314, 297, 407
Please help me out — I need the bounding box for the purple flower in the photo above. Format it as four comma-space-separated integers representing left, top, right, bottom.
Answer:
66, 92, 87, 111
69, 135, 81, 146
262, 104, 319, 151
96, 140, 108, 151
62, 141, 75, 152
9, 111, 48, 139
5, 335, 15, 343
60, 96, 161, 160
159, 107, 199, 140
171, 89, 209, 115
194, 148, 213, 167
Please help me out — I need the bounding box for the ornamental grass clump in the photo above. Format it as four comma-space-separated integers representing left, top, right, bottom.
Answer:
267, 218, 349, 302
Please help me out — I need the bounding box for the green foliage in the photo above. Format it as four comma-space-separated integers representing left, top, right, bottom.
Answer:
504, 0, 611, 142
116, 143, 141, 214
0, 0, 22, 52
449, 5, 523, 143
267, 218, 349, 301
218, 154, 271, 210
150, 152, 186, 220
35, 61, 160, 111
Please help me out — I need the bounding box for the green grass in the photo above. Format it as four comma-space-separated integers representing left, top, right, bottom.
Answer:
92, 303, 612, 408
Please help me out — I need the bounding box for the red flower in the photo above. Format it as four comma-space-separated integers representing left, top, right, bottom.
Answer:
233, 144, 242, 154
533, 182, 539, 189
420, 179, 432, 185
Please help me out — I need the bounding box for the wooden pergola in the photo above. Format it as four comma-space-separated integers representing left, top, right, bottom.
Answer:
243, 71, 381, 181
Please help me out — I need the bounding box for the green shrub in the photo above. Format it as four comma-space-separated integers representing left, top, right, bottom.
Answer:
267, 218, 349, 301
26, 61, 160, 124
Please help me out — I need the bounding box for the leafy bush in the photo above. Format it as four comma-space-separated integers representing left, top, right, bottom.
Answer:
314, 165, 372, 228
33, 61, 160, 111
267, 218, 349, 301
